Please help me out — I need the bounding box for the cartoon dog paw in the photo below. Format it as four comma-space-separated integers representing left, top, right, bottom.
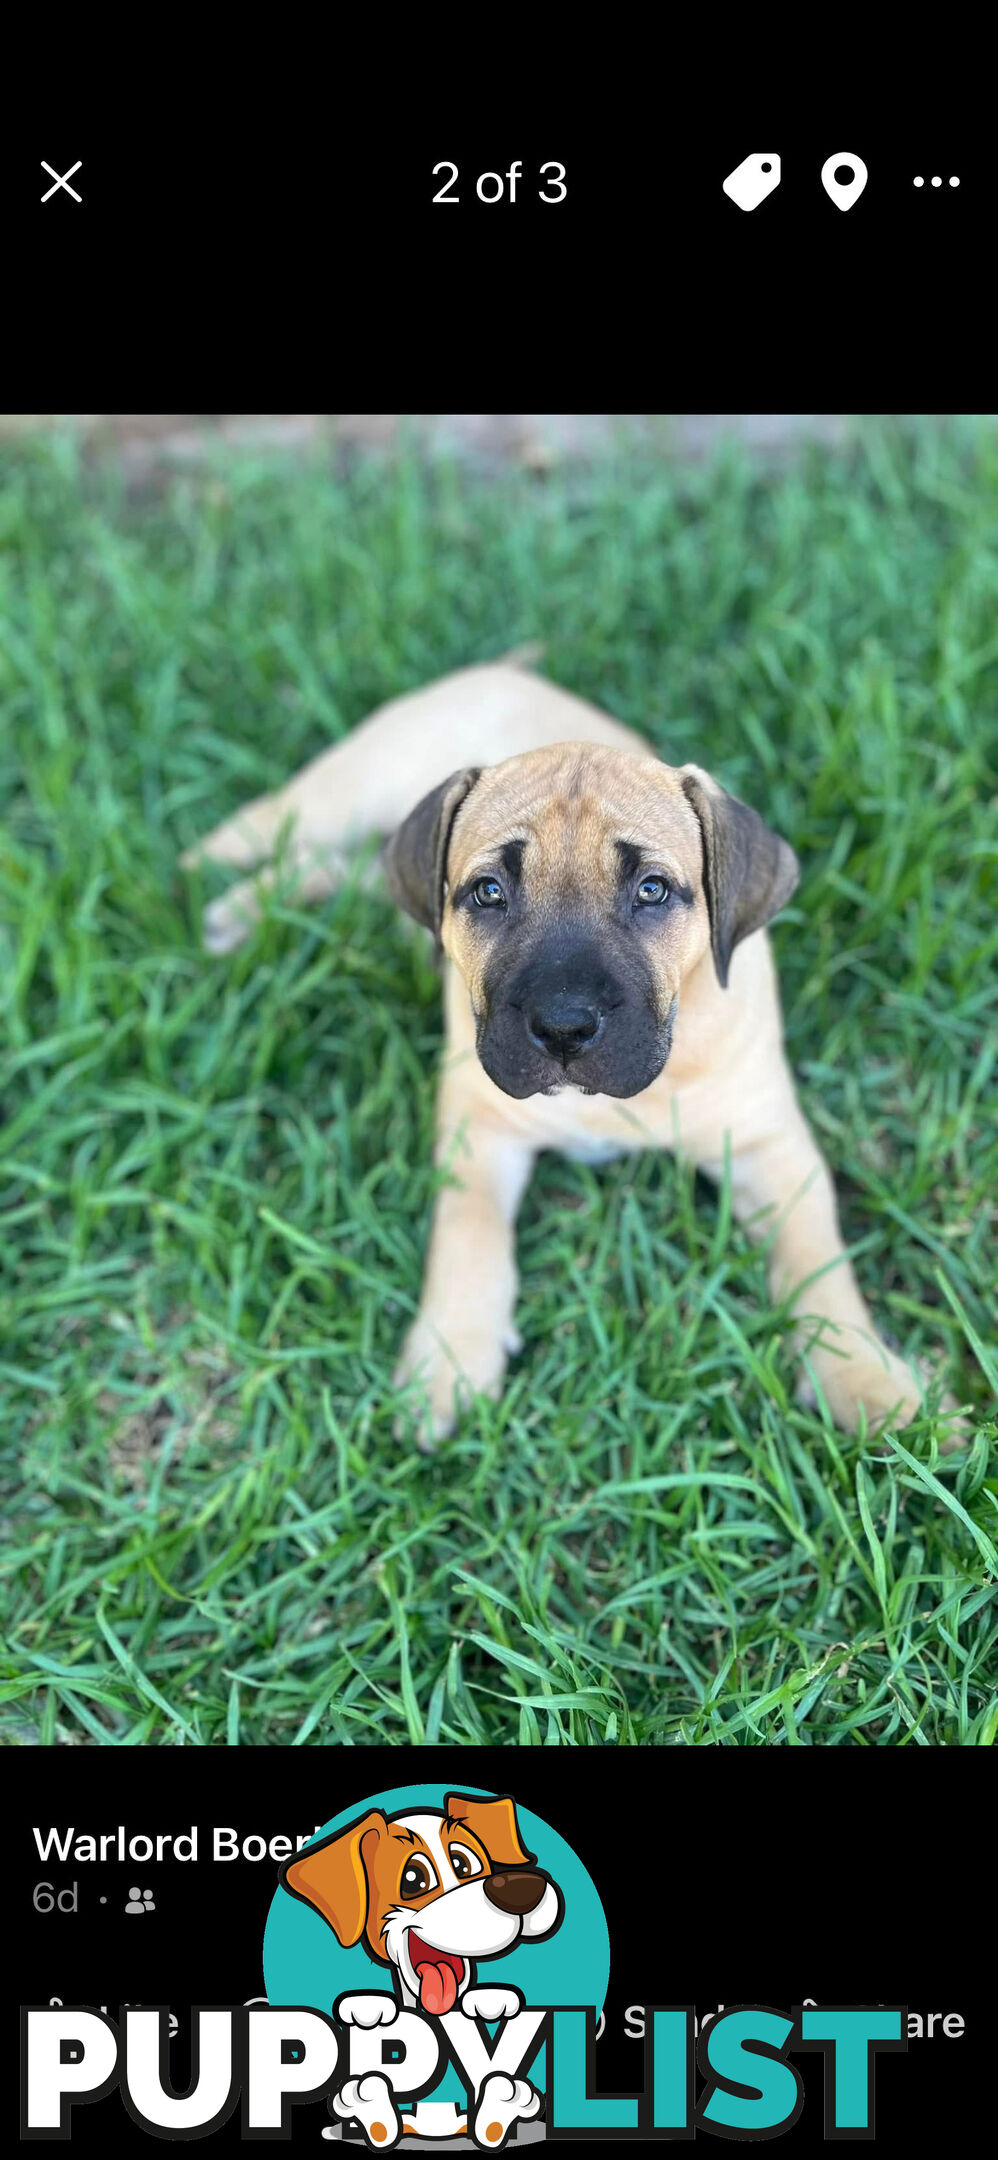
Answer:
332, 2072, 401, 2149
460, 1986, 524, 2022
335, 1993, 399, 2029
472, 2073, 541, 2148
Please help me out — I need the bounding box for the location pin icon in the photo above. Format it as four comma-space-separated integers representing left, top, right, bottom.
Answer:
821, 152, 868, 210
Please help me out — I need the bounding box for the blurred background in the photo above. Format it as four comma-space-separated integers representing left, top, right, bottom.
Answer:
0, 410, 933, 479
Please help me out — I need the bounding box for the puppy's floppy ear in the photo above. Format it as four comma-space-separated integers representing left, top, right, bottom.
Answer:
383, 768, 483, 943
680, 764, 799, 989
279, 1810, 387, 1946
444, 1792, 535, 1869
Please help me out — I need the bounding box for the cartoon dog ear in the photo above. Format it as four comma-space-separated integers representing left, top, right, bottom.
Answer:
680, 764, 799, 989
444, 1793, 535, 1868
383, 767, 482, 944
279, 1811, 387, 1947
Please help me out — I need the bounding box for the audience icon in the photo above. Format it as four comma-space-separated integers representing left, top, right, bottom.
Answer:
125, 1887, 156, 1915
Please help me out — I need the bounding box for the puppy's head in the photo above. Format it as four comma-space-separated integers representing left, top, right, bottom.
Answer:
385, 742, 798, 1100
280, 1792, 562, 2015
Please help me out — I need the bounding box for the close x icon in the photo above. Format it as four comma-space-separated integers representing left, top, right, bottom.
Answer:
41, 160, 82, 203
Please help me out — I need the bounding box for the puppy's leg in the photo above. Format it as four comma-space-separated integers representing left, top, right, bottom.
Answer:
394, 1116, 535, 1447
690, 1080, 924, 1436
180, 738, 373, 953
196, 858, 349, 955
179, 788, 288, 872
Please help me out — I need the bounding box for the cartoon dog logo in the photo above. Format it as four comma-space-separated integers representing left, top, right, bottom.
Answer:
280, 1791, 563, 2145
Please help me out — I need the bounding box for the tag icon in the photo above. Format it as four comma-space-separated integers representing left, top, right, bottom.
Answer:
722, 153, 781, 213
821, 153, 868, 210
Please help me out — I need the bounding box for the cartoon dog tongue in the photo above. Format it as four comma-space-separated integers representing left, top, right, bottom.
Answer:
414, 1954, 459, 2015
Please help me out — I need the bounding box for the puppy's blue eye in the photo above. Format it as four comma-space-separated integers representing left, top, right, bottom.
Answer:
473, 877, 505, 908
635, 876, 669, 906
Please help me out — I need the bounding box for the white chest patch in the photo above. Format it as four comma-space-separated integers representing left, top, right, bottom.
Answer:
560, 1137, 626, 1166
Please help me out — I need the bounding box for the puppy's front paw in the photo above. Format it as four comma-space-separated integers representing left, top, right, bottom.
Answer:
802, 1331, 923, 1437
472, 2072, 541, 2148
461, 1985, 524, 2022
200, 882, 262, 954
332, 2072, 401, 2149
334, 1992, 399, 2029
393, 1312, 509, 1448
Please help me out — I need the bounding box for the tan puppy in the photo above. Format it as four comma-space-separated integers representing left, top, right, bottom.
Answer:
183, 653, 935, 1445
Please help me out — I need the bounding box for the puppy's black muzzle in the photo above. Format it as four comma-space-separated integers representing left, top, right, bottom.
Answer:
476, 930, 674, 1101
525, 994, 606, 1064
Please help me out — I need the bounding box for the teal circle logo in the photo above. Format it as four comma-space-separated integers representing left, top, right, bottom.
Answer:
263, 1783, 609, 2113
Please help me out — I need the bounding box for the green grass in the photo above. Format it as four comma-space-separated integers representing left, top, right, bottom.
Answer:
1, 421, 996, 1748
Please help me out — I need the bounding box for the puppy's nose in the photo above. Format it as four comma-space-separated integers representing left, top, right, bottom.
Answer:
526, 996, 604, 1062
483, 1870, 547, 1915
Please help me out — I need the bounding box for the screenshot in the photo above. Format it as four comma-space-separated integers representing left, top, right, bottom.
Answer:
4, 95, 994, 2150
